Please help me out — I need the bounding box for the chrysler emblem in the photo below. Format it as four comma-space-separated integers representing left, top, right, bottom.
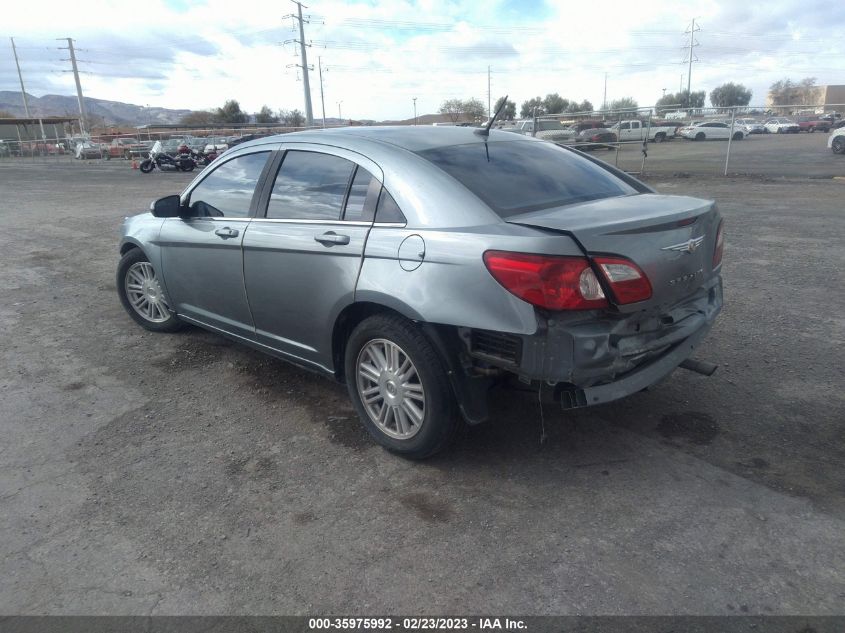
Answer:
662, 236, 704, 254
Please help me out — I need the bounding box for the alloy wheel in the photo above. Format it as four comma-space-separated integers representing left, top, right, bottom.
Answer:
124, 261, 171, 323
356, 338, 426, 440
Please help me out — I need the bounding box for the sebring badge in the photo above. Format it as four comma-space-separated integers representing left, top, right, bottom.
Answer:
662, 236, 704, 254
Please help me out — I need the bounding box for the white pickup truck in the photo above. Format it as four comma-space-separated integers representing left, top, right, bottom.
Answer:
502, 119, 577, 143
608, 120, 678, 143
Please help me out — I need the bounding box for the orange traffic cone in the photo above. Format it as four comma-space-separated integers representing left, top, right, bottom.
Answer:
131, 159, 138, 170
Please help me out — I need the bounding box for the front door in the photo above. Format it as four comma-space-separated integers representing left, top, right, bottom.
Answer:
158, 150, 273, 339
242, 147, 383, 371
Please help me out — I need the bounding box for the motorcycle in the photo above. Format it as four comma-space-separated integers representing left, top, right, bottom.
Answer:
176, 143, 218, 167
139, 141, 196, 173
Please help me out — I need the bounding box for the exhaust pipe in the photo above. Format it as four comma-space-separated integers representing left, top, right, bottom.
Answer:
679, 358, 718, 376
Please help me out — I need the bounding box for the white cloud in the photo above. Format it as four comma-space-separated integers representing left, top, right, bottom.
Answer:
2, 0, 843, 120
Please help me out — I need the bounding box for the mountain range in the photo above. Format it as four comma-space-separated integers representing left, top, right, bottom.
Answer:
0, 91, 191, 126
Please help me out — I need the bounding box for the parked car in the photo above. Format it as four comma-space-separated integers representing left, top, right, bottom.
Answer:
764, 118, 800, 134
0, 140, 9, 157
503, 120, 577, 143
796, 116, 831, 133
679, 121, 745, 141
75, 141, 104, 159
735, 118, 765, 134
204, 136, 229, 154
607, 120, 678, 143
571, 127, 617, 150
828, 128, 845, 154
116, 127, 724, 458
107, 137, 151, 159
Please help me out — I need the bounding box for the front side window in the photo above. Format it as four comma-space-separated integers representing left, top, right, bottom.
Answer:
267, 151, 354, 220
188, 151, 270, 218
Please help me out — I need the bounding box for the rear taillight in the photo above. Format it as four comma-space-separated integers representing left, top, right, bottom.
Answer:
593, 256, 652, 304
483, 251, 608, 310
713, 220, 725, 268
483, 251, 652, 310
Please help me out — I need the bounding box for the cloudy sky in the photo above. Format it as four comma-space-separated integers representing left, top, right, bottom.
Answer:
2, 0, 844, 120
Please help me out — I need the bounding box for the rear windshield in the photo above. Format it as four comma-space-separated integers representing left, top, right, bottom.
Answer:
416, 140, 636, 217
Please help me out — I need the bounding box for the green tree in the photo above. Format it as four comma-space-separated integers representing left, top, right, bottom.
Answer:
255, 105, 278, 124
278, 109, 305, 127
709, 83, 752, 107
609, 97, 638, 112
463, 98, 486, 122
543, 93, 569, 114
216, 99, 248, 124
769, 77, 819, 107
179, 110, 218, 126
438, 98, 486, 122
520, 97, 546, 118
655, 90, 705, 112
493, 96, 516, 120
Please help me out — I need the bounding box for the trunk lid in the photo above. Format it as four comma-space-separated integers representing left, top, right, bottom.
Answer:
509, 193, 721, 310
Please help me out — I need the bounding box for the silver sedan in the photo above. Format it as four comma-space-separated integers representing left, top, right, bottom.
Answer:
116, 127, 724, 458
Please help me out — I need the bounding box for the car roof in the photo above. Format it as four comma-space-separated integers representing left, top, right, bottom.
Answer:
230, 125, 538, 154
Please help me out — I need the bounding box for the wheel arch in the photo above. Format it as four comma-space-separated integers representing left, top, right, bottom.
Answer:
331, 299, 490, 425
119, 238, 144, 256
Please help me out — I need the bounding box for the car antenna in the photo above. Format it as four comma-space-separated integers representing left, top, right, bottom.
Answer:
475, 95, 508, 138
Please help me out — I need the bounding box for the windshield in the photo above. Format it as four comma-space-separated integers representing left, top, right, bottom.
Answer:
416, 140, 636, 218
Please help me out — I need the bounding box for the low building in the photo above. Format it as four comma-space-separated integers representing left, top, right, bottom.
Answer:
0, 116, 81, 142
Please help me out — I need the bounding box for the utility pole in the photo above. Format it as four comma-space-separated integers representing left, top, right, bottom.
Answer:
413, 97, 417, 125
10, 38, 31, 117
683, 18, 699, 103
284, 1, 314, 126
337, 101, 342, 121
318, 56, 326, 128
602, 72, 608, 110
487, 66, 491, 119
59, 38, 87, 135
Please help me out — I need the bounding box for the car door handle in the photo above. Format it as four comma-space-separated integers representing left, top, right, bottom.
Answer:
214, 227, 239, 239
314, 231, 350, 246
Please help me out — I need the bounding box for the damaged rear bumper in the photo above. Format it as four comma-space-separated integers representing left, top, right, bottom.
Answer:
460, 275, 722, 410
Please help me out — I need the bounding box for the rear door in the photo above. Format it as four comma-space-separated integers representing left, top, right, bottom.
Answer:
158, 149, 273, 338
242, 145, 383, 371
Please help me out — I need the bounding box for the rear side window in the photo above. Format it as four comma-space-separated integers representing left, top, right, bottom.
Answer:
343, 167, 381, 222
188, 151, 269, 218
416, 140, 635, 218
267, 151, 354, 220
375, 189, 406, 224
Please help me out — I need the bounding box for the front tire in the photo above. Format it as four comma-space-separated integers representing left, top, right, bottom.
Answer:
695, 132, 705, 141
116, 249, 182, 333
832, 137, 845, 154
732, 131, 743, 140
345, 314, 457, 458
139, 159, 154, 173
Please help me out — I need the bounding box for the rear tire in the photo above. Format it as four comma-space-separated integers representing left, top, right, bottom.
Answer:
116, 248, 182, 333
344, 314, 457, 459
654, 133, 665, 143
832, 137, 845, 154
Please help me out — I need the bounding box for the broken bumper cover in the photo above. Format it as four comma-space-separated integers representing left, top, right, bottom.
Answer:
464, 276, 723, 409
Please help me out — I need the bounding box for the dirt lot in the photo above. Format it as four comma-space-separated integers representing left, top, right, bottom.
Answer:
0, 144, 844, 615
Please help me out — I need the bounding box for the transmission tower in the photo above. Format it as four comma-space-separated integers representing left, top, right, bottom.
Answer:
283, 1, 314, 126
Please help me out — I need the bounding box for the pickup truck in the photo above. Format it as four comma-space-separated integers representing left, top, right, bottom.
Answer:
607, 120, 678, 142
106, 138, 151, 159
796, 116, 831, 133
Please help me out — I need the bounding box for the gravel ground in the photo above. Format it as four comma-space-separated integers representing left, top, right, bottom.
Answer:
0, 155, 843, 615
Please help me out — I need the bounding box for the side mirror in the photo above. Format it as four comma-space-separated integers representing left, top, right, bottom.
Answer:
150, 194, 183, 218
